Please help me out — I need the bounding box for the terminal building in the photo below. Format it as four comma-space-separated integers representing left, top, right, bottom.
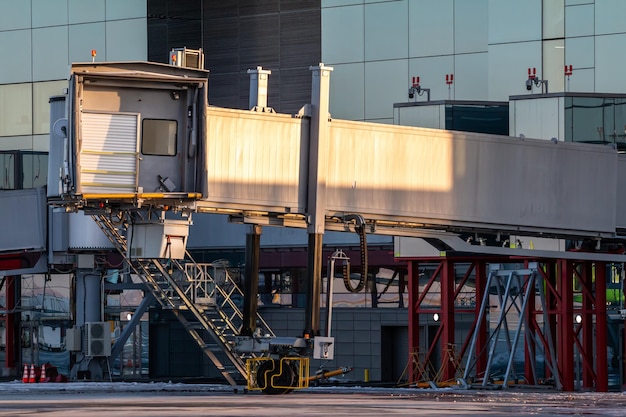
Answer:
1, 0, 626, 391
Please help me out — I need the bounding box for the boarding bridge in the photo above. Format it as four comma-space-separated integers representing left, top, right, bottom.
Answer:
46, 61, 623, 389
48, 62, 618, 239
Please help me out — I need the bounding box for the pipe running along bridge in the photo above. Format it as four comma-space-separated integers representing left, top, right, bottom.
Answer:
45, 61, 626, 392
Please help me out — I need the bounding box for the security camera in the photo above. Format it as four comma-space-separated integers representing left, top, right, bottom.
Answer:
525, 79, 533, 91
408, 91, 414, 99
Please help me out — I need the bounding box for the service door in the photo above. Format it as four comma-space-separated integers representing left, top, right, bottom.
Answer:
135, 88, 188, 195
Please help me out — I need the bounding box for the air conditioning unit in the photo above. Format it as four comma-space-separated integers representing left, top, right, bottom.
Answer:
85, 321, 111, 357
169, 47, 204, 69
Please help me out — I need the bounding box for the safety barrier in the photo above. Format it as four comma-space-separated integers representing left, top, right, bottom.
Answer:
246, 357, 310, 394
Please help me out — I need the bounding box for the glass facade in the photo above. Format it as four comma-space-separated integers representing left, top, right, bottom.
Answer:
445, 104, 509, 135
0, 150, 47, 190
565, 96, 626, 149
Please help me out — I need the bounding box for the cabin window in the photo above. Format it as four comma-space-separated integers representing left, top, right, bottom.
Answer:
142, 119, 177, 156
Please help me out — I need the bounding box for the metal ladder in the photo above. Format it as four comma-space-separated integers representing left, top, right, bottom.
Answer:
92, 214, 275, 386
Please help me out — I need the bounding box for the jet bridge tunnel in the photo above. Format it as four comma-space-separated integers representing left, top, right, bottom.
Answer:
44, 61, 626, 391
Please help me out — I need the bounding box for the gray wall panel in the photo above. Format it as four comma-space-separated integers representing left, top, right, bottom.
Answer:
325, 120, 616, 235
0, 188, 46, 252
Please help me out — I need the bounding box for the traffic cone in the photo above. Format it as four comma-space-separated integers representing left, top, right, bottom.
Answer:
28, 364, 36, 383
21, 364, 28, 383
39, 363, 47, 383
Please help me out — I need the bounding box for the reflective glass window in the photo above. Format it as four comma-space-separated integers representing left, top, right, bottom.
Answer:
142, 119, 177, 156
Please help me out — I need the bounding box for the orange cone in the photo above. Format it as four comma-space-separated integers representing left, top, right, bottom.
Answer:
39, 363, 47, 383
22, 364, 29, 383
28, 364, 36, 383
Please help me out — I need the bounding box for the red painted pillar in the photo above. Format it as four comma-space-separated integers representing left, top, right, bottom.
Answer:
581, 262, 594, 389
441, 259, 456, 381
558, 260, 575, 391
5, 276, 16, 372
545, 261, 558, 383
407, 260, 420, 384
595, 262, 608, 392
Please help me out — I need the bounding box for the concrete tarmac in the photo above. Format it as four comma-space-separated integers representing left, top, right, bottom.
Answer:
0, 382, 625, 416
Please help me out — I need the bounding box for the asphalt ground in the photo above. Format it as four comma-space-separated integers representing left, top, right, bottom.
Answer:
0, 382, 625, 416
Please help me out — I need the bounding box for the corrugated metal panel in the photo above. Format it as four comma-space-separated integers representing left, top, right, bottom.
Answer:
325, 120, 617, 235
68, 212, 114, 250
79, 112, 138, 194
203, 107, 307, 211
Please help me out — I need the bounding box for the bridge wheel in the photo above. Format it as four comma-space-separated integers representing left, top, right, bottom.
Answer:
283, 361, 300, 394
256, 359, 296, 395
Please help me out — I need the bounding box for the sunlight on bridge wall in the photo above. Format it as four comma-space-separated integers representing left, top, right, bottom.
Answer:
204, 107, 307, 211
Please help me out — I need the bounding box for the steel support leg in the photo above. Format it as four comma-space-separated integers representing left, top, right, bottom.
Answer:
408, 260, 420, 384
304, 233, 323, 337
76, 269, 102, 325
581, 262, 594, 389
441, 259, 456, 381
474, 261, 488, 378
544, 261, 558, 385
595, 262, 608, 392
242, 225, 261, 336
5, 276, 16, 373
558, 260, 575, 391
525, 270, 537, 385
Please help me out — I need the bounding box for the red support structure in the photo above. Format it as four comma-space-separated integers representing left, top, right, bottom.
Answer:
557, 260, 575, 391
407, 260, 420, 384
407, 256, 491, 385
595, 262, 608, 392
543, 261, 558, 383
440, 259, 456, 381
580, 262, 594, 389
4, 276, 16, 374
405, 254, 615, 392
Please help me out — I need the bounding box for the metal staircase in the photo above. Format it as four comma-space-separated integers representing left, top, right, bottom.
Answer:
92, 213, 275, 386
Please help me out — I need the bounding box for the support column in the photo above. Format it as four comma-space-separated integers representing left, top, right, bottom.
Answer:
75, 268, 102, 325
304, 234, 324, 337
4, 276, 17, 375
558, 259, 575, 391
544, 261, 558, 383
303, 63, 333, 338
408, 260, 420, 384
398, 269, 406, 309
581, 262, 594, 389
242, 224, 262, 337
441, 259, 456, 381
595, 262, 608, 392
474, 260, 488, 378
525, 272, 538, 385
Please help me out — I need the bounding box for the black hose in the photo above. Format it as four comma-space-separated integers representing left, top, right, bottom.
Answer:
343, 214, 368, 293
